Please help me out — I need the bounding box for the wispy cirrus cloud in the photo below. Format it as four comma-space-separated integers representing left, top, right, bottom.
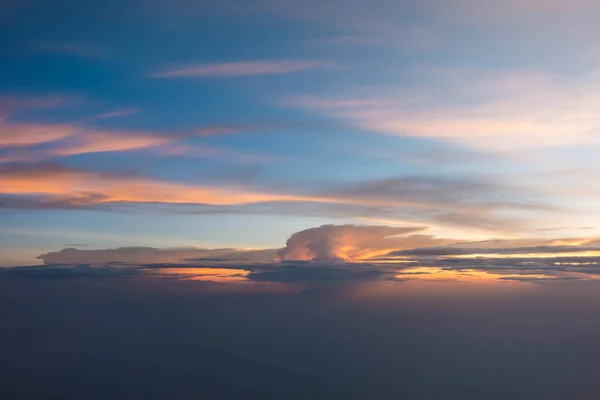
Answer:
0, 121, 79, 146
390, 244, 600, 257
284, 68, 600, 151
0, 119, 172, 157
46, 130, 171, 156
0, 110, 273, 162
84, 108, 140, 122
37, 41, 108, 58
152, 60, 335, 78
0, 162, 562, 236
0, 163, 341, 207
0, 94, 73, 115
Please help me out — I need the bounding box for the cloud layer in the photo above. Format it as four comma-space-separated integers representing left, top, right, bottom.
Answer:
21, 224, 600, 286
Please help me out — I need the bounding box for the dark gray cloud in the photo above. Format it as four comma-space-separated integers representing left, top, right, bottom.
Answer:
247, 262, 384, 283
6, 253, 600, 286
0, 264, 142, 280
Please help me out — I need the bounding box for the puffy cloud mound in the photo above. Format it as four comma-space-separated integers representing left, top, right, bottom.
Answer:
278, 224, 429, 262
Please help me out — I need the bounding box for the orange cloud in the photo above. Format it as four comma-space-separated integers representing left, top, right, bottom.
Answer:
0, 121, 79, 146
0, 164, 360, 207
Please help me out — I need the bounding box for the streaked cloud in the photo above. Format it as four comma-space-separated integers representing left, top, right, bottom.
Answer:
152, 60, 333, 78
84, 108, 140, 121
0, 94, 72, 115
284, 68, 600, 151
0, 162, 554, 235
390, 244, 600, 257
37, 41, 107, 58
0, 163, 336, 207
47, 131, 171, 156
0, 121, 79, 146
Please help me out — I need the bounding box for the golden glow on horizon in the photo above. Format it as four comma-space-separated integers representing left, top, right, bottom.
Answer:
396, 267, 553, 283
452, 251, 600, 259
153, 268, 250, 282
395, 266, 600, 283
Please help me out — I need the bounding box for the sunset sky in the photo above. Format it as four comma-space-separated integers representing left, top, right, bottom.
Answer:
7, 2, 600, 399
3, 0, 600, 281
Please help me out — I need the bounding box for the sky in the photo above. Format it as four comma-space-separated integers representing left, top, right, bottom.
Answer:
6, 1, 600, 398
3, 0, 600, 269
0, 0, 599, 280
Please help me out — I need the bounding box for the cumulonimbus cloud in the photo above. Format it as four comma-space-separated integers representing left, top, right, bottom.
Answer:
277, 224, 450, 262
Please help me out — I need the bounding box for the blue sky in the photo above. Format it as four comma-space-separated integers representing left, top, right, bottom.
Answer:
3, 0, 600, 266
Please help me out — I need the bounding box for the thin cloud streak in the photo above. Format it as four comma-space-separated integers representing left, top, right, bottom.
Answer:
152, 60, 334, 78
37, 41, 108, 58
0, 164, 341, 207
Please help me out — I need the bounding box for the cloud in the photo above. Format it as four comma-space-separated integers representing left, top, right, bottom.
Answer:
0, 94, 71, 115
84, 108, 140, 121
390, 245, 600, 257
46, 130, 171, 156
37, 41, 107, 58
0, 99, 320, 164
1, 163, 541, 233
283, 69, 600, 151
0, 163, 359, 208
0, 121, 79, 146
0, 118, 170, 156
1, 264, 142, 280
0, 120, 275, 164
0, 161, 560, 237
16, 223, 600, 285
153, 60, 332, 78
278, 224, 440, 262
36, 224, 441, 265
37, 246, 278, 265
247, 262, 384, 283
